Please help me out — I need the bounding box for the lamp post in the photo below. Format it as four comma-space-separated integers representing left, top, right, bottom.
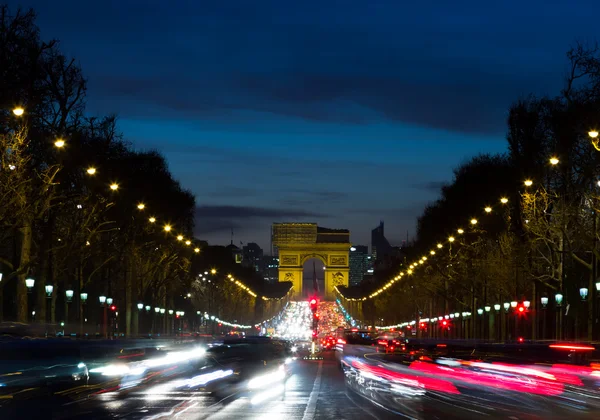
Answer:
45, 285, 53, 336
25, 278, 35, 322
64, 289, 73, 333
555, 293, 563, 340
80, 292, 88, 336
99, 296, 107, 338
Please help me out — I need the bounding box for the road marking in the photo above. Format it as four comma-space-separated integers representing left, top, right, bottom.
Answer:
302, 361, 323, 420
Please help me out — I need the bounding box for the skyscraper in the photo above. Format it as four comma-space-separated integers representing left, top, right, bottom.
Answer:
371, 221, 392, 261
242, 242, 263, 271
349, 245, 369, 286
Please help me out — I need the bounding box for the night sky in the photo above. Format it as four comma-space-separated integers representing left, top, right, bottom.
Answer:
9, 1, 599, 251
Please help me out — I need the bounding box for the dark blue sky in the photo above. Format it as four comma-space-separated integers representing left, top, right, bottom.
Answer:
10, 0, 599, 250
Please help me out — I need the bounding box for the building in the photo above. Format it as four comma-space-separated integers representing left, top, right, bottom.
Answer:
371, 221, 393, 262
242, 242, 263, 271
225, 243, 243, 264
349, 245, 371, 286
262, 256, 279, 283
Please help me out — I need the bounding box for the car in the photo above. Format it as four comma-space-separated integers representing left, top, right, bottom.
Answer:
0, 339, 89, 399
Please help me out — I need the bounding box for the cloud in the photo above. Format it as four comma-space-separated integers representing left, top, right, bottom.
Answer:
412, 181, 447, 193
194, 205, 329, 237
195, 205, 326, 219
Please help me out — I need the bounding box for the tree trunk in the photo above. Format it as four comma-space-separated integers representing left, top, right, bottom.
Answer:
125, 252, 133, 337
17, 222, 33, 323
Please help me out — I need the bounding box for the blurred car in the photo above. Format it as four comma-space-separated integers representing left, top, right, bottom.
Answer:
320, 336, 335, 350
0, 339, 89, 399
375, 332, 404, 353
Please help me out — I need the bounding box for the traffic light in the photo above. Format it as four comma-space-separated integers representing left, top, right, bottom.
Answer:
309, 297, 318, 312
110, 305, 116, 311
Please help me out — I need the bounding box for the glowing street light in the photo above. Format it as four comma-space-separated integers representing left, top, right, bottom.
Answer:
176, 235, 184, 241
211, 269, 217, 275
54, 139, 65, 148
549, 157, 559, 165
500, 197, 508, 204
448, 236, 455, 242
589, 131, 600, 151
194, 247, 200, 253
137, 303, 144, 310
86, 167, 96, 175
99, 295, 106, 304
185, 240, 191, 245
524, 179, 533, 187
12, 107, 24, 116
109, 183, 119, 191
430, 250, 435, 255
65, 289, 74, 302
540, 296, 548, 307
555, 293, 564, 306
470, 218, 478, 225
80, 292, 88, 303
149, 217, 156, 223
437, 243, 443, 249
137, 203, 145, 210
457, 228, 464, 234
164, 225, 172, 232
45, 285, 54, 297
484, 207, 492, 213
106, 297, 113, 305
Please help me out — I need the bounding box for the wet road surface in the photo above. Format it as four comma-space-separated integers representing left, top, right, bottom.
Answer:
0, 352, 396, 420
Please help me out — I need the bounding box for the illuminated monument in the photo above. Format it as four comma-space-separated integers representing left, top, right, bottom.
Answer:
271, 223, 350, 300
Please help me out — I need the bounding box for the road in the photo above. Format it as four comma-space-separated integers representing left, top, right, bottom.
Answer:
0, 352, 395, 420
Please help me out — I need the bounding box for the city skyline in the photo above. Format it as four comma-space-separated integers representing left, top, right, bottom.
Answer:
12, 0, 599, 249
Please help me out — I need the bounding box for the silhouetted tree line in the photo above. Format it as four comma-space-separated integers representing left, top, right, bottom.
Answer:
343, 42, 600, 341
0, 6, 287, 335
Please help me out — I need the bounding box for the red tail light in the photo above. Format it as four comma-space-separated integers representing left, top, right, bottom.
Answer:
549, 344, 595, 351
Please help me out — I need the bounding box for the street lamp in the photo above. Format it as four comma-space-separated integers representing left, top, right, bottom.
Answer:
596, 281, 600, 292
477, 308, 484, 315
160, 308, 165, 314
25, 278, 35, 291
106, 297, 113, 305
589, 130, 600, 151
500, 197, 508, 204
523, 300, 530, 309
484, 306, 491, 312
137, 303, 144, 310
503, 302, 510, 311
510, 301, 517, 308
65, 289, 74, 302
154, 307, 160, 313
580, 287, 589, 300
80, 292, 88, 303
555, 293, 563, 306
169, 309, 174, 315
540, 296, 548, 307
13, 107, 24, 116
45, 285, 54, 298
54, 139, 65, 148
524, 179, 533, 187
99, 296, 106, 304
494, 304, 501, 311
145, 305, 151, 311
211, 269, 217, 275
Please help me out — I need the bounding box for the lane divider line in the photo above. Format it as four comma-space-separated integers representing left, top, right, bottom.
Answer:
302, 360, 323, 420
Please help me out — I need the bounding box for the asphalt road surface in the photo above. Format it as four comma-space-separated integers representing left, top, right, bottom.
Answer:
0, 352, 397, 420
